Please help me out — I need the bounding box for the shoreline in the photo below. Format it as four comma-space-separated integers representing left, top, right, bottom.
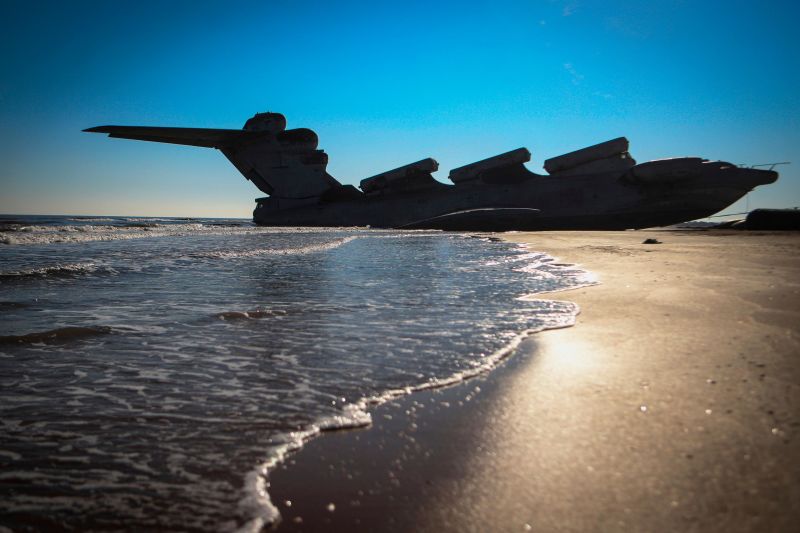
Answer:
266, 230, 800, 532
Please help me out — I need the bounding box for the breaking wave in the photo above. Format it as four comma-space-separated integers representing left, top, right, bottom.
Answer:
195, 236, 359, 259
0, 217, 372, 246
0, 262, 117, 280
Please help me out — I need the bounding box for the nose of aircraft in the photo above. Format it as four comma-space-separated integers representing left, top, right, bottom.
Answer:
737, 167, 779, 186
764, 169, 779, 183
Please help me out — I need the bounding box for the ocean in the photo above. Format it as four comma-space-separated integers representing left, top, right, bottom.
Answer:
0, 215, 594, 531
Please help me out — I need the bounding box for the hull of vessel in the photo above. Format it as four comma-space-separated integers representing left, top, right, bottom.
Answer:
254, 169, 775, 231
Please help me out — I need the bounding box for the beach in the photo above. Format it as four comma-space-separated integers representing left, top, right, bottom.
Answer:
268, 230, 800, 532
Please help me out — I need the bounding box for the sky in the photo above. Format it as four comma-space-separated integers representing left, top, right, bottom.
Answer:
1, 0, 798, 218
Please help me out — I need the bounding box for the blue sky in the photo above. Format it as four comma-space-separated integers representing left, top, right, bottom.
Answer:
1, 0, 798, 218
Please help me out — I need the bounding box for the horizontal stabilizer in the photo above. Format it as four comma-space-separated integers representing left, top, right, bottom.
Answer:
85, 113, 341, 200
400, 208, 540, 231
84, 126, 265, 149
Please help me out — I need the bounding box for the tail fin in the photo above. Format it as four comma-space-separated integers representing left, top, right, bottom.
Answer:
85, 112, 341, 201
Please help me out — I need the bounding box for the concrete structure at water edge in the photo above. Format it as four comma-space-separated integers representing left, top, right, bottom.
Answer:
85, 112, 778, 231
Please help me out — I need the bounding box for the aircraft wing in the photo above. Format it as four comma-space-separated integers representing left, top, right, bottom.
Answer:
83, 126, 265, 149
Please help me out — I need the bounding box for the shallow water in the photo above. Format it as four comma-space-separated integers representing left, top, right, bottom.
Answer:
0, 215, 594, 530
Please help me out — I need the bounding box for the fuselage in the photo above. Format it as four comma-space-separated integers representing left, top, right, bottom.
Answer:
254, 163, 777, 231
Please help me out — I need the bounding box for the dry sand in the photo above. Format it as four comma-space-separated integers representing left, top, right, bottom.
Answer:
268, 230, 800, 532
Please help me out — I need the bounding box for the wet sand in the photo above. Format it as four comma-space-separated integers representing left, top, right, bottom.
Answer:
268, 230, 800, 532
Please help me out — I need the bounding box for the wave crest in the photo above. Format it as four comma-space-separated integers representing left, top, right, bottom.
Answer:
197, 236, 358, 259
215, 309, 287, 321
0, 262, 116, 280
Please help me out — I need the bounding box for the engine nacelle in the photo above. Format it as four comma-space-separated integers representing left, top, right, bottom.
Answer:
545, 137, 630, 174
449, 148, 531, 184
360, 158, 440, 194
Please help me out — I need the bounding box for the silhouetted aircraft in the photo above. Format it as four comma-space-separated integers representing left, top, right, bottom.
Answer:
85, 112, 778, 230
